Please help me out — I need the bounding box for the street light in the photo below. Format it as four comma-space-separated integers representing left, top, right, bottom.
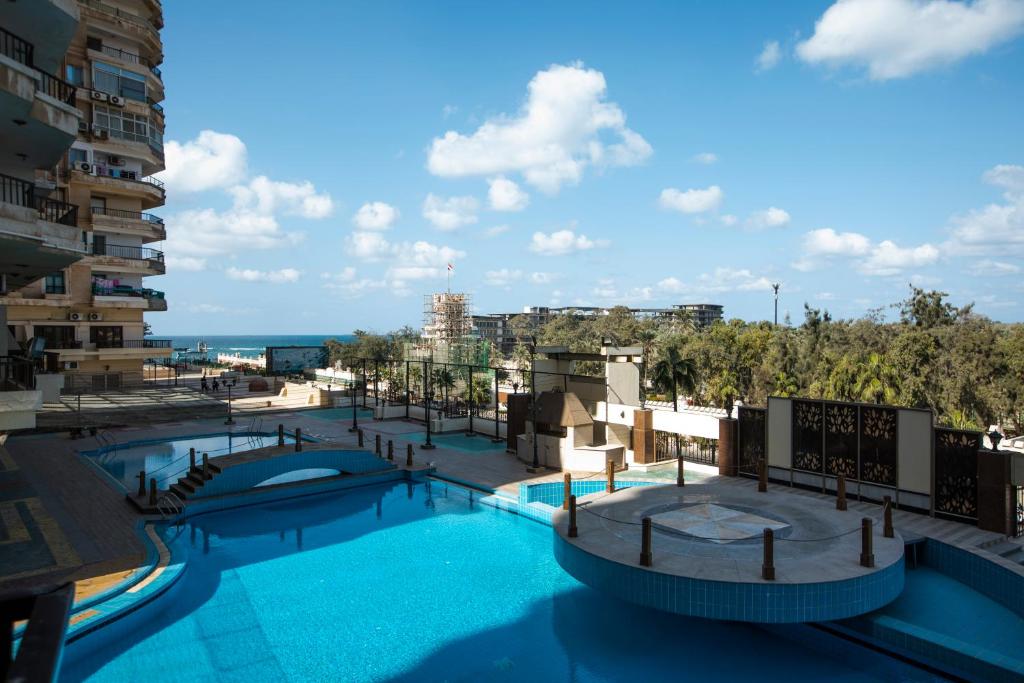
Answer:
524, 336, 540, 472
772, 283, 781, 326
223, 379, 236, 425
348, 371, 359, 433
466, 363, 475, 437
421, 358, 435, 450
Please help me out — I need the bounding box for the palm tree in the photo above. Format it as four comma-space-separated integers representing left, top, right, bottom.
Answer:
434, 367, 456, 409
651, 347, 698, 412
771, 371, 798, 398
636, 328, 658, 407
854, 353, 900, 404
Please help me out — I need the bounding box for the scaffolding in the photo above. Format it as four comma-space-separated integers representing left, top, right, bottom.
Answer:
422, 292, 473, 343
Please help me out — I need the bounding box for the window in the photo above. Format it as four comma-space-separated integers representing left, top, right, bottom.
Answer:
92, 61, 147, 101
35, 325, 76, 349
90, 326, 123, 349
69, 148, 88, 166
44, 272, 65, 295
66, 64, 84, 86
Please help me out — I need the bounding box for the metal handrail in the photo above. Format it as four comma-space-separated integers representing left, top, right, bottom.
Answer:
94, 339, 173, 349
0, 356, 34, 391
0, 172, 77, 225
0, 27, 75, 105
81, 0, 160, 33
0, 26, 33, 66
92, 243, 164, 262
91, 206, 164, 224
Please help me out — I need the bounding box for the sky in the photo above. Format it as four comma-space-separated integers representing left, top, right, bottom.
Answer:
152, 0, 1024, 335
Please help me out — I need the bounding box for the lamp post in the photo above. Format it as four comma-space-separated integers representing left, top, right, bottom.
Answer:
361, 359, 367, 409
405, 360, 410, 419
492, 369, 503, 443
223, 379, 235, 425
373, 359, 380, 407
988, 428, 1003, 451
421, 358, 435, 449
772, 283, 780, 326
525, 336, 540, 471
466, 364, 475, 437
348, 371, 359, 433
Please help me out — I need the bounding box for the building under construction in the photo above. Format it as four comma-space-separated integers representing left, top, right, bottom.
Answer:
422, 292, 473, 343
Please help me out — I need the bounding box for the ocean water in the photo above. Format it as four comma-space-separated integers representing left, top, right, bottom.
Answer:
168, 335, 354, 361
59, 481, 902, 682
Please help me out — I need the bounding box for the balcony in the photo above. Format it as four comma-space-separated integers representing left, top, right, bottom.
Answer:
90, 206, 165, 242
95, 338, 171, 350
0, 27, 76, 106
98, 45, 162, 79
90, 242, 165, 275
91, 283, 166, 310
73, 168, 165, 209
79, 0, 162, 57
89, 123, 164, 165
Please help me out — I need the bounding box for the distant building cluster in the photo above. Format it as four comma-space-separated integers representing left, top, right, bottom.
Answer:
470, 304, 724, 355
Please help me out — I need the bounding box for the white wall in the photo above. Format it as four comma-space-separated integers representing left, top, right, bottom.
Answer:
767, 397, 791, 468
595, 401, 721, 439
898, 409, 932, 494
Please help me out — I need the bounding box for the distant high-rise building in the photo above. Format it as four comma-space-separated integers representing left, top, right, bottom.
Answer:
3, 0, 169, 391
671, 304, 723, 327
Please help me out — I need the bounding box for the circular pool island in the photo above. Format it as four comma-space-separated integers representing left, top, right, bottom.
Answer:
552, 480, 905, 623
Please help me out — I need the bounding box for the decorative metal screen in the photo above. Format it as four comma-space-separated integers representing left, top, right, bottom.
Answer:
824, 403, 858, 478
933, 428, 980, 519
791, 400, 824, 473
859, 407, 898, 486
737, 406, 766, 476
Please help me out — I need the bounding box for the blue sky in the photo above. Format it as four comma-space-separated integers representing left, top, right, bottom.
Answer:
153, 0, 1024, 335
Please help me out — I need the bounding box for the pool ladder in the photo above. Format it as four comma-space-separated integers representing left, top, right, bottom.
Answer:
157, 490, 185, 521
93, 431, 120, 467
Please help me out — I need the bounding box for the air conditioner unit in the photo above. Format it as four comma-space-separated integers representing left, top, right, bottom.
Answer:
92, 126, 109, 140
77, 120, 89, 133
108, 155, 125, 167
76, 161, 93, 173
69, 312, 83, 321
62, 361, 79, 370
90, 91, 109, 102
88, 312, 102, 321
109, 95, 125, 107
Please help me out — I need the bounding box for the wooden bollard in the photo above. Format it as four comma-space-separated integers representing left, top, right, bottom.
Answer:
202, 452, 209, 480
836, 474, 847, 511
149, 478, 157, 506
189, 448, 196, 472
640, 517, 653, 567
563, 473, 572, 511
758, 458, 767, 492
677, 456, 685, 487
762, 528, 775, 580
387, 440, 394, 461
137, 470, 146, 497
278, 424, 285, 447
606, 459, 615, 493
295, 427, 302, 451
568, 495, 578, 538
883, 496, 894, 538
860, 517, 875, 568
406, 443, 413, 467
375, 433, 381, 456
358, 429, 364, 447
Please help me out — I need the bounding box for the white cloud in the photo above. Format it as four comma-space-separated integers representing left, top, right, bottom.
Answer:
948, 164, 1024, 254
321, 267, 357, 282
160, 131, 334, 269
422, 193, 479, 230
352, 202, 399, 231
488, 177, 530, 211
746, 206, 791, 229
719, 214, 738, 227
530, 272, 556, 284
969, 259, 1021, 275
756, 40, 782, 71
659, 186, 724, 214
165, 256, 206, 271
427, 62, 652, 193
229, 176, 333, 219
157, 130, 246, 193
347, 231, 395, 261
344, 233, 466, 286
796, 228, 937, 276
657, 276, 687, 293
484, 268, 523, 286
226, 267, 301, 284
321, 270, 388, 299
697, 267, 774, 293
796, 0, 1024, 80
442, 104, 458, 119
692, 152, 718, 165
858, 241, 940, 276
529, 229, 607, 255
485, 225, 510, 237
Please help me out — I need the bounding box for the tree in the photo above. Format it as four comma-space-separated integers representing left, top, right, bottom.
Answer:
898, 285, 972, 328
854, 353, 901, 404
651, 347, 698, 411
433, 367, 455, 407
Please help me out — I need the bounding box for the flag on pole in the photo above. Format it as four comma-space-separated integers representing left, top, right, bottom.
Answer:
448, 262, 454, 272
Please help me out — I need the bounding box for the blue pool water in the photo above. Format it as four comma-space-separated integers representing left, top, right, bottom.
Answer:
82, 432, 297, 490
60, 481, 916, 682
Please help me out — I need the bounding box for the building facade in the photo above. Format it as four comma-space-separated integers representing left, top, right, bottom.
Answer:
2, 0, 169, 392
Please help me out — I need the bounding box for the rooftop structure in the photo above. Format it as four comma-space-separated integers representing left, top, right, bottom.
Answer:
422, 292, 473, 343
2, 0, 170, 394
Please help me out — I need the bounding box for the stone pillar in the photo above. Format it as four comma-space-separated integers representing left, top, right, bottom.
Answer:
977, 449, 1013, 536
632, 409, 655, 464
718, 417, 737, 476
506, 393, 530, 451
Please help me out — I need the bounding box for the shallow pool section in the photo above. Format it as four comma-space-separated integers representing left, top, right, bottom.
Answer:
81, 432, 297, 490
61, 481, 924, 682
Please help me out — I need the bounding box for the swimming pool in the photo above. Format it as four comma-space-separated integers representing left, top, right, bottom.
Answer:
427, 432, 507, 452
60, 481, 924, 682
81, 432, 299, 490
305, 406, 375, 421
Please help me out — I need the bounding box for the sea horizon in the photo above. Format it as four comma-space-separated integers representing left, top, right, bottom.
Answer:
166, 334, 355, 360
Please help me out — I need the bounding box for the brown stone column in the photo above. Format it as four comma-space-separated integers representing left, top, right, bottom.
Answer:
718, 417, 737, 476
632, 409, 655, 464
977, 449, 1012, 535
506, 393, 530, 451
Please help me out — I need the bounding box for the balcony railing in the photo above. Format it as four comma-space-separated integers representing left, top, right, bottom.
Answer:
91, 206, 164, 225
44, 340, 82, 350
0, 27, 76, 105
0, 356, 34, 391
99, 45, 161, 78
90, 124, 164, 157
96, 339, 171, 350
87, 168, 165, 194
0, 172, 78, 226
92, 243, 164, 263
92, 283, 164, 300
81, 0, 160, 34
